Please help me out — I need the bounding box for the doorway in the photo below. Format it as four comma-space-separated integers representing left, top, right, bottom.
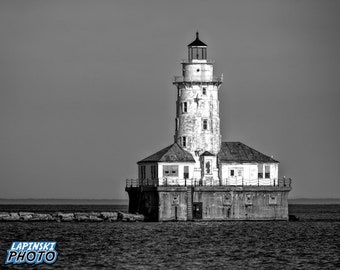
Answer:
193, 202, 203, 219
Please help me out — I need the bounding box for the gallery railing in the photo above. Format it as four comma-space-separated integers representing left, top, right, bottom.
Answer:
126, 177, 292, 188
173, 75, 223, 84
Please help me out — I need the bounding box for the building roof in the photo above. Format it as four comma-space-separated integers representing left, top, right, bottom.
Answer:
137, 143, 196, 164
201, 151, 215, 156
218, 142, 279, 163
188, 32, 207, 47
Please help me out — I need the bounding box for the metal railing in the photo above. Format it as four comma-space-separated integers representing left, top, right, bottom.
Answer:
126, 177, 292, 188
181, 59, 215, 64
173, 75, 223, 83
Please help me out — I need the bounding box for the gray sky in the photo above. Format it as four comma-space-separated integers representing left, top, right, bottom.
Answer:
0, 0, 339, 199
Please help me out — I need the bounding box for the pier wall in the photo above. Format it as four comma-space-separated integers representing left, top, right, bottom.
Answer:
126, 186, 291, 221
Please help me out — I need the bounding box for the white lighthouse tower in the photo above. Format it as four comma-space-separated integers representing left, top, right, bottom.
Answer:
173, 32, 223, 183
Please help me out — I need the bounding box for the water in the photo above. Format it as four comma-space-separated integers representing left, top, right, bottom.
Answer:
0, 204, 339, 269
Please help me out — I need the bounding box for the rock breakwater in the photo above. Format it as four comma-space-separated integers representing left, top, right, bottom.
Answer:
0, 211, 144, 222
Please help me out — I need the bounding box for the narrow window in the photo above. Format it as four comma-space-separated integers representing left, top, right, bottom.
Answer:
265, 166, 270, 178
230, 169, 234, 177
182, 102, 188, 113
151, 165, 157, 179
184, 166, 189, 179
141, 165, 146, 180
182, 136, 187, 147
205, 161, 211, 174
202, 87, 206, 95
175, 119, 179, 131
258, 165, 263, 179
203, 119, 208, 130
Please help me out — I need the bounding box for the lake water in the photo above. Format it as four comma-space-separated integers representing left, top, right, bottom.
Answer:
0, 204, 339, 269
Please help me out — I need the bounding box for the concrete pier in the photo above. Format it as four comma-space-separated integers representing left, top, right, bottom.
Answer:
126, 185, 291, 221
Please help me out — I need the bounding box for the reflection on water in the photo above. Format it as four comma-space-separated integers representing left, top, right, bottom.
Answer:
0, 205, 339, 269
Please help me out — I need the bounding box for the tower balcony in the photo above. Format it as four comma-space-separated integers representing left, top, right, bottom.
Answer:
173, 75, 223, 85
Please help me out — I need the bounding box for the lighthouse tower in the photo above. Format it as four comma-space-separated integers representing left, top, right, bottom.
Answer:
126, 32, 291, 221
173, 32, 223, 183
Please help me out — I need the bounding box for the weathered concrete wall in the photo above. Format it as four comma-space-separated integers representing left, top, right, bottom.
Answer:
193, 186, 290, 220
127, 186, 290, 221
158, 187, 188, 221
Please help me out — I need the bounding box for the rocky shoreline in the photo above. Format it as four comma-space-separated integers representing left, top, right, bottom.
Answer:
0, 211, 144, 222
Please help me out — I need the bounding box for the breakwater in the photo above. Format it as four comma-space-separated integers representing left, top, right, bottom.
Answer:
0, 211, 144, 222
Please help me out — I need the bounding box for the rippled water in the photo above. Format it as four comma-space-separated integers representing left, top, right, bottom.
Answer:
1, 205, 340, 269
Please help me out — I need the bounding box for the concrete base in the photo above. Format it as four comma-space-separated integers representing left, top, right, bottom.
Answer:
126, 186, 291, 221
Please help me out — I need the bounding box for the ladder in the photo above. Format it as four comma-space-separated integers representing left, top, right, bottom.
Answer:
187, 187, 193, 221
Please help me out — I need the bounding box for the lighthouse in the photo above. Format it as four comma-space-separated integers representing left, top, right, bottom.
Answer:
125, 33, 292, 221
173, 32, 222, 185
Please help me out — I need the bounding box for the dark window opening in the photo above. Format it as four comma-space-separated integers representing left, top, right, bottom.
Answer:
230, 170, 234, 177
151, 165, 157, 179
258, 173, 263, 179
202, 87, 206, 95
141, 166, 146, 180
182, 136, 187, 147
265, 166, 270, 178
203, 119, 208, 130
184, 166, 189, 179
182, 102, 187, 113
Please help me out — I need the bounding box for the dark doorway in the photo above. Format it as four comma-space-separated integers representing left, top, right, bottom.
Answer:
193, 202, 203, 219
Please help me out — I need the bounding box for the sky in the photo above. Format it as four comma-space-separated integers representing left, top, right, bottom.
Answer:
0, 0, 339, 200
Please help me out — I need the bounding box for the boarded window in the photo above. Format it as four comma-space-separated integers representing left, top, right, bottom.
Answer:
163, 165, 178, 177
265, 166, 270, 178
